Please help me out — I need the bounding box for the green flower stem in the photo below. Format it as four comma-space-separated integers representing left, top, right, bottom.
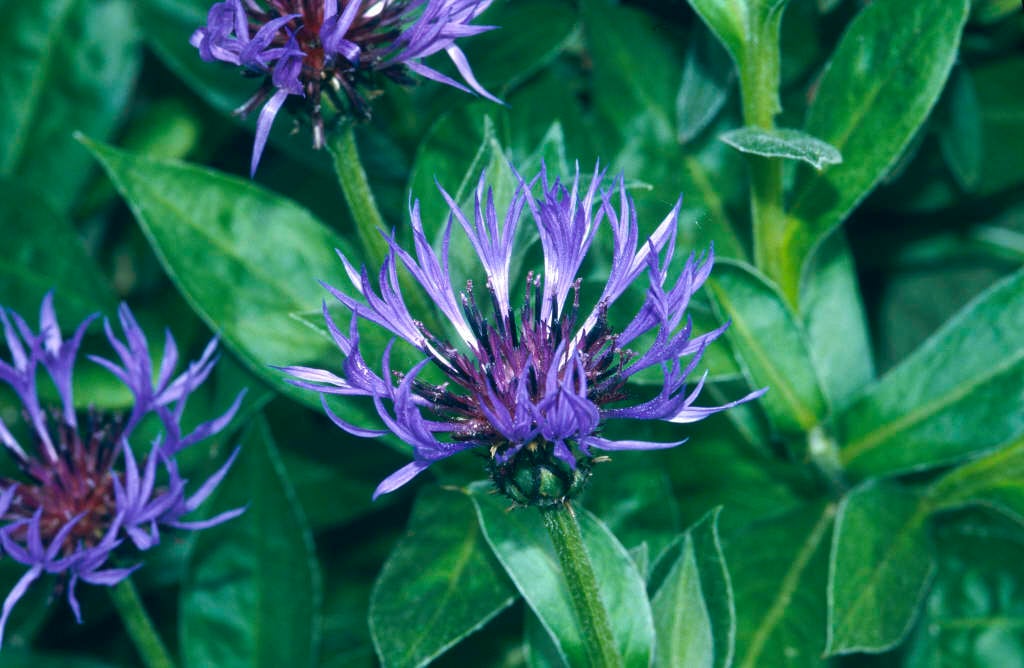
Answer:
327, 123, 390, 264
326, 124, 438, 330
109, 578, 176, 668
739, 20, 801, 306
540, 503, 623, 668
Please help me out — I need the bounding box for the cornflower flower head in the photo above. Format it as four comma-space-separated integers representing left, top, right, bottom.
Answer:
283, 164, 766, 506
191, 0, 501, 175
0, 295, 245, 646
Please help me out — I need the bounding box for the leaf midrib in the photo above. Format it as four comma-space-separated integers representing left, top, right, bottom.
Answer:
841, 345, 1024, 466
738, 503, 836, 668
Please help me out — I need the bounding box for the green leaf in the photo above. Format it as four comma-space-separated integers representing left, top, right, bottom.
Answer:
82, 138, 375, 413
905, 513, 1024, 667
971, 58, 1024, 196
468, 482, 655, 667
677, 24, 736, 144
936, 66, 983, 192
727, 502, 836, 668
181, 416, 321, 668
0, 177, 116, 320
720, 127, 841, 169
0, 0, 141, 212
787, 0, 969, 278
582, 454, 681, 559
799, 233, 875, 409
706, 260, 828, 436
684, 0, 749, 66
826, 481, 936, 655
650, 509, 735, 668
837, 268, 1024, 478
929, 435, 1024, 523
370, 487, 518, 668
654, 533, 713, 668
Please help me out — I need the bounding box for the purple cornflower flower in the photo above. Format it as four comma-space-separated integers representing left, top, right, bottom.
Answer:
191, 0, 501, 175
282, 164, 766, 505
0, 295, 244, 646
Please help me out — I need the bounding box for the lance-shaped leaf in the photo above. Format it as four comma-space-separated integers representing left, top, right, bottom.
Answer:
370, 487, 518, 668
727, 502, 836, 668
720, 128, 841, 170
649, 509, 735, 668
836, 268, 1024, 478
799, 233, 875, 409
468, 482, 654, 668
181, 416, 321, 668
929, 435, 1024, 523
707, 260, 828, 437
786, 0, 969, 280
82, 138, 401, 438
826, 481, 936, 655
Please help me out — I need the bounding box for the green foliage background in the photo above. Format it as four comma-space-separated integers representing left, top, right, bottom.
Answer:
1, 0, 1023, 666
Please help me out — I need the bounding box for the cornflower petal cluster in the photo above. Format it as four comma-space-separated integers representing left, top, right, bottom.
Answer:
0, 295, 244, 645
191, 0, 500, 175
283, 165, 766, 505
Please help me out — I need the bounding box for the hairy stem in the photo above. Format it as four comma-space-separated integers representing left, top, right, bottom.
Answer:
109, 578, 176, 668
541, 503, 623, 668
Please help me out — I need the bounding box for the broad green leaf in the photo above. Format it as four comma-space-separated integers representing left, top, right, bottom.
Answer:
0, 178, 116, 321
930, 435, 1024, 523
837, 268, 1024, 478
904, 513, 1024, 667
677, 24, 736, 144
468, 482, 655, 668
82, 138, 379, 414
181, 416, 321, 668
799, 233, 875, 409
0, 0, 140, 212
936, 66, 983, 192
582, 454, 681, 558
650, 509, 735, 668
826, 481, 936, 655
720, 127, 841, 169
706, 260, 828, 436
787, 0, 969, 279
370, 487, 518, 668
727, 502, 836, 668
668, 420, 805, 534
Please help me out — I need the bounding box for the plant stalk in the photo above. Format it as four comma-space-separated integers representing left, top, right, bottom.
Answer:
109, 578, 176, 668
327, 123, 389, 264
739, 19, 800, 306
541, 503, 623, 668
